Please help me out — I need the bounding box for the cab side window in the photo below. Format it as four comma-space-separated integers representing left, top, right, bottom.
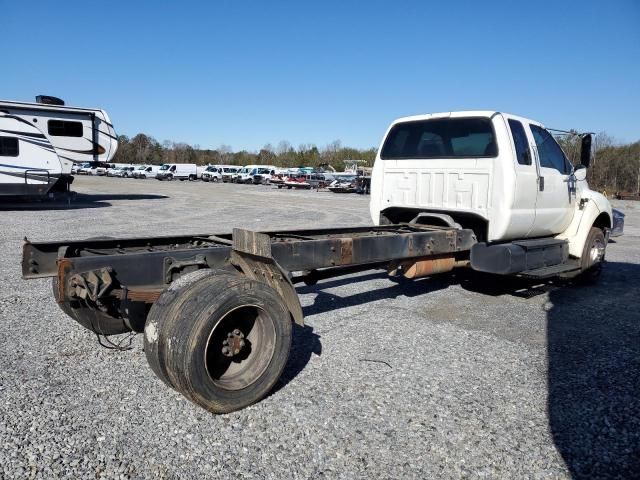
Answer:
508, 119, 531, 165
530, 125, 570, 174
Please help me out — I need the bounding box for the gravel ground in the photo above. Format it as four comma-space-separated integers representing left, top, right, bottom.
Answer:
1, 176, 638, 479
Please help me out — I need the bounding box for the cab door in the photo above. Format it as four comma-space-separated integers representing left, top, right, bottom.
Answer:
528, 124, 574, 237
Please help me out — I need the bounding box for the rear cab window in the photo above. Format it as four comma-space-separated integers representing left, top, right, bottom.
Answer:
508, 119, 531, 165
381, 117, 498, 159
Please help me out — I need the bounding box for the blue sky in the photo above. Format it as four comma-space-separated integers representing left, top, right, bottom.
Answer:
3, 0, 639, 150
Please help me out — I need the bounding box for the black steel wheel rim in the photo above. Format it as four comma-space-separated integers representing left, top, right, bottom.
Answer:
204, 304, 276, 391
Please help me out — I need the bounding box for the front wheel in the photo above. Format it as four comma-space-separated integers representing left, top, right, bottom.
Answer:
575, 227, 606, 284
144, 271, 292, 413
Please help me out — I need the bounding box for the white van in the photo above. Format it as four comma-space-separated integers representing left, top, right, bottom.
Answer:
156, 163, 198, 181
201, 165, 222, 182
202, 165, 239, 182
236, 165, 263, 184
251, 166, 278, 184
132, 165, 161, 179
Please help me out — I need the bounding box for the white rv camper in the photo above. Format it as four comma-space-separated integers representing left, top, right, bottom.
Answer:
0, 95, 118, 197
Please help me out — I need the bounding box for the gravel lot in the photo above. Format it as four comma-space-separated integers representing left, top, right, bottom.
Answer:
1, 176, 638, 479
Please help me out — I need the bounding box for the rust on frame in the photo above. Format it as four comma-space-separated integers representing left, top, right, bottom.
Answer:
339, 238, 353, 265
56, 258, 73, 303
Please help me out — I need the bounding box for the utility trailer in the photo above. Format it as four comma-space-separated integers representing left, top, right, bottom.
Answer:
23, 223, 476, 413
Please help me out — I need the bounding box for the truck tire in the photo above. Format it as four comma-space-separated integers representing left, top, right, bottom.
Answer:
144, 270, 292, 413
575, 227, 606, 284
51, 277, 129, 335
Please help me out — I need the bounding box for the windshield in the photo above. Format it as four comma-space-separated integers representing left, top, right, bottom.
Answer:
160, 165, 170, 170
205, 166, 217, 172
136, 166, 146, 170
381, 117, 497, 159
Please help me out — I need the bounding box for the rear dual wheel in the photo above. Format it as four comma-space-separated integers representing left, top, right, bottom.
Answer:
144, 270, 292, 413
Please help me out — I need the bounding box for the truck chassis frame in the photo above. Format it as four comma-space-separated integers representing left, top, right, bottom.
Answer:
22, 223, 477, 412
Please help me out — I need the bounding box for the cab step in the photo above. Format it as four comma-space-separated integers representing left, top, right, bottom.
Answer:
519, 259, 582, 279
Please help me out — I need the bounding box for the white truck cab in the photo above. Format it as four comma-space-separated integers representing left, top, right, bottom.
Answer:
370, 111, 612, 277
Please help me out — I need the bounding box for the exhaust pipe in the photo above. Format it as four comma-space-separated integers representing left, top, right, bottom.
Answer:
397, 255, 469, 279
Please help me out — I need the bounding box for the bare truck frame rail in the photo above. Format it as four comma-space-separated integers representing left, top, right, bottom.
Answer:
22, 223, 476, 413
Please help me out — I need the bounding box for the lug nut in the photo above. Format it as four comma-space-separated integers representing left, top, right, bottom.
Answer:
222, 346, 231, 356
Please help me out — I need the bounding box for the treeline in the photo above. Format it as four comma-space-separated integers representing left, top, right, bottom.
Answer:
112, 134, 377, 172
557, 133, 640, 194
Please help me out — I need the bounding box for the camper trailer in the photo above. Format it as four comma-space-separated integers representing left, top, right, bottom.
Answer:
0, 96, 118, 197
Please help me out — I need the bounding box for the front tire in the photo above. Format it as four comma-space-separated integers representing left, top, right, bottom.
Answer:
144, 271, 292, 413
575, 227, 606, 284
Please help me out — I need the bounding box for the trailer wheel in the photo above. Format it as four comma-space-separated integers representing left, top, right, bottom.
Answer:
144, 271, 292, 413
575, 227, 606, 284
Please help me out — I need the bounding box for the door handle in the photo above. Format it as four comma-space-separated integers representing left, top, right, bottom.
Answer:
538, 176, 545, 191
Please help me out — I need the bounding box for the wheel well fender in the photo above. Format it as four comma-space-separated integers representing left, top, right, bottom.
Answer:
229, 251, 304, 326
557, 204, 612, 258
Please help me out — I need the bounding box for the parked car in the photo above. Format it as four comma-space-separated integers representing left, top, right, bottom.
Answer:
107, 163, 133, 176
156, 163, 198, 181
76, 162, 94, 175
112, 166, 136, 178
